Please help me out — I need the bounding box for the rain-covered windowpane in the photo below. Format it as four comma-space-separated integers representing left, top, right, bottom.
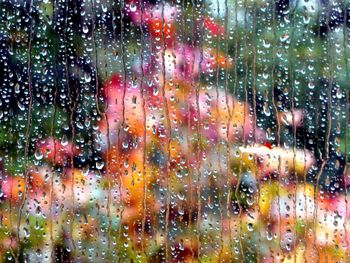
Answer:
0, 0, 349, 262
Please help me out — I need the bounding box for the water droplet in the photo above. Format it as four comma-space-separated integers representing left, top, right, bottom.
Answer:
35, 148, 43, 160
96, 161, 104, 170
61, 135, 68, 146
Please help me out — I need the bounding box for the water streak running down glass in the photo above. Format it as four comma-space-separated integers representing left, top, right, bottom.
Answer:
0, 0, 349, 262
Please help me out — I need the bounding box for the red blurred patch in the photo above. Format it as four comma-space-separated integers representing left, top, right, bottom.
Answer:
264, 141, 273, 149
204, 17, 225, 36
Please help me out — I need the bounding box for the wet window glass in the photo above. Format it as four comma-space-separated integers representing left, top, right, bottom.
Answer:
0, 0, 349, 262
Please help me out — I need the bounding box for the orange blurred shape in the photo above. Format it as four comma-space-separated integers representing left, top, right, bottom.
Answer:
28, 167, 47, 193
148, 18, 176, 42
203, 48, 232, 70
107, 148, 153, 207
101, 74, 147, 137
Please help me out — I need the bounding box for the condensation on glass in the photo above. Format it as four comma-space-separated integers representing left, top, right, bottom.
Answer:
0, 0, 349, 262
